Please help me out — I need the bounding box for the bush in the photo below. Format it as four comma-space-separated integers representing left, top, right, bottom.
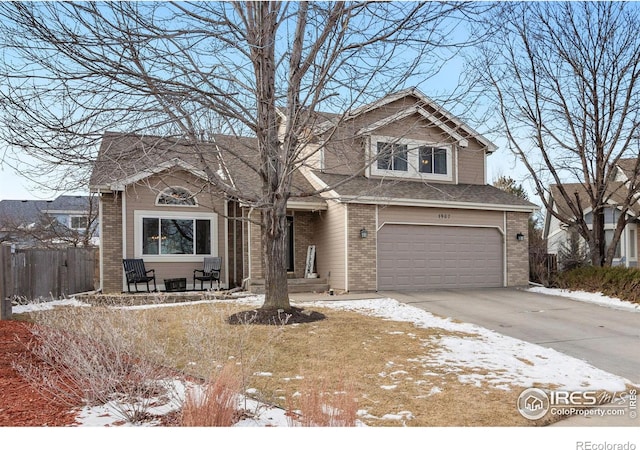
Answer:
556, 266, 640, 304
180, 363, 243, 426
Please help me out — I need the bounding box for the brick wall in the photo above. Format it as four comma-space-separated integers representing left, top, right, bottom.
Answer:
293, 211, 316, 277
506, 211, 530, 286
347, 204, 377, 291
100, 192, 123, 294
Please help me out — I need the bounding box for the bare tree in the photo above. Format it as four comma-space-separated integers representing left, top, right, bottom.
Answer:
0, 2, 489, 310
469, 1, 640, 266
0, 196, 98, 249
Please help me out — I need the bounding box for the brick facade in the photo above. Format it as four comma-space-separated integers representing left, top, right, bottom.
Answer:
292, 211, 316, 278
100, 192, 123, 294
506, 211, 530, 286
346, 204, 377, 291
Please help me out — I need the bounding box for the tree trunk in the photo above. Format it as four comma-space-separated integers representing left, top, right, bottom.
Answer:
260, 201, 291, 311
591, 208, 606, 267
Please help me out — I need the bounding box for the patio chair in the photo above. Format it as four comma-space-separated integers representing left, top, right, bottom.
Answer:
123, 258, 157, 293
193, 256, 222, 290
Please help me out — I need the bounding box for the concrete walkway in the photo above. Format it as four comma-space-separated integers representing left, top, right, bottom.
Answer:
292, 288, 640, 427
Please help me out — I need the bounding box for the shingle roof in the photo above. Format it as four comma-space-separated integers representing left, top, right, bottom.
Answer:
89, 132, 323, 205
616, 158, 640, 181
312, 172, 537, 210
90, 132, 532, 211
549, 182, 640, 217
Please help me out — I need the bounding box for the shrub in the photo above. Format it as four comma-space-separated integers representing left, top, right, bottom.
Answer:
556, 266, 640, 304
12, 306, 181, 424
286, 373, 358, 427
180, 363, 243, 426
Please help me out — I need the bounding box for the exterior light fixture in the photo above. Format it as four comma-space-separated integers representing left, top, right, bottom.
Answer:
360, 228, 368, 239
516, 232, 525, 241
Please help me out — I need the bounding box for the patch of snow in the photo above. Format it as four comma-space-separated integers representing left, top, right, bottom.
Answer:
12, 298, 91, 314
527, 286, 640, 311
302, 298, 631, 392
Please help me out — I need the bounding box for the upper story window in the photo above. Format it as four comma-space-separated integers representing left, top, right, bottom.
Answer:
370, 136, 453, 181
377, 142, 408, 171
419, 146, 447, 175
156, 187, 197, 206
70, 215, 89, 230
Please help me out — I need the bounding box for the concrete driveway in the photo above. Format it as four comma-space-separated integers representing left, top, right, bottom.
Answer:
381, 288, 640, 385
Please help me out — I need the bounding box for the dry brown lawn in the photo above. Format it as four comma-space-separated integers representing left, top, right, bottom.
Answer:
18, 299, 570, 427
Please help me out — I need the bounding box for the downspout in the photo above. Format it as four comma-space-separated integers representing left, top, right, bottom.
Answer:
503, 211, 508, 287
224, 200, 229, 290
98, 193, 104, 293
122, 190, 127, 292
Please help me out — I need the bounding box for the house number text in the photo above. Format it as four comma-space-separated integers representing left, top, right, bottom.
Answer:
438, 213, 451, 219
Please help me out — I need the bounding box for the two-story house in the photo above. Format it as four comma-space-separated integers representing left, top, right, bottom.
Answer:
89, 88, 537, 294
0, 195, 99, 248
544, 158, 640, 268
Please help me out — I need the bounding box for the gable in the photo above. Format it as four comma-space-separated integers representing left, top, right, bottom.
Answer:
315, 88, 496, 153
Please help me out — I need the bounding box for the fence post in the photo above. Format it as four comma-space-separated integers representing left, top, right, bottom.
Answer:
0, 297, 11, 321
0, 246, 12, 320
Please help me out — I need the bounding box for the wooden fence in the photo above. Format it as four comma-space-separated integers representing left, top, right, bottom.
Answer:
0, 245, 98, 303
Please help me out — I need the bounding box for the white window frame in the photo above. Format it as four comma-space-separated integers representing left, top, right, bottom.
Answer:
69, 215, 89, 230
134, 210, 218, 262
368, 135, 453, 181
628, 225, 637, 262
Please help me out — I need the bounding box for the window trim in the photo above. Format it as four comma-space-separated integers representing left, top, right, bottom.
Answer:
369, 135, 453, 181
134, 210, 217, 262
69, 215, 89, 230
155, 186, 199, 207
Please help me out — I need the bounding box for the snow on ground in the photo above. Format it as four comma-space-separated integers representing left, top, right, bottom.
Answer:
527, 286, 640, 312
11, 293, 634, 426
301, 297, 631, 393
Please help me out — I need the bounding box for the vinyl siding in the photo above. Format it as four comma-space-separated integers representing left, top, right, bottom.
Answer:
378, 205, 504, 231
457, 141, 486, 185
312, 200, 347, 291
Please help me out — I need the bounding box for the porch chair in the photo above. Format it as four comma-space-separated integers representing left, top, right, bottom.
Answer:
193, 256, 222, 290
123, 258, 157, 293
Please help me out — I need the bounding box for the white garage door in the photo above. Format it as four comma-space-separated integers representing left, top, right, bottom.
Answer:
377, 224, 503, 290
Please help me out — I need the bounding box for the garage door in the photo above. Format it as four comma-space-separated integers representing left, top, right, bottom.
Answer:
377, 224, 503, 290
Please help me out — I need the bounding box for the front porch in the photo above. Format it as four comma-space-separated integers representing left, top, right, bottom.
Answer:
248, 277, 329, 294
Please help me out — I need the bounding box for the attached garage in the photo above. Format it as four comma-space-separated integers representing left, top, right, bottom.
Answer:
377, 224, 503, 290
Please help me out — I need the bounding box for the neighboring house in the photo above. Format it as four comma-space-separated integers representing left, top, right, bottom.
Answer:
544, 159, 640, 268
0, 195, 99, 248
89, 88, 537, 294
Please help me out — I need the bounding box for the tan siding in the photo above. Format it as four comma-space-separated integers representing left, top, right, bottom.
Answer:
458, 142, 486, 185
320, 96, 489, 186
123, 170, 227, 290
312, 200, 347, 291
248, 211, 263, 279
378, 205, 504, 231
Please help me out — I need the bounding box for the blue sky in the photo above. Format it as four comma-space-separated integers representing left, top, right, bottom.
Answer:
0, 4, 532, 203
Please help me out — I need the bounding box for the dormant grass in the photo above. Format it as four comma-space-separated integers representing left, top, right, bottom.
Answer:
16, 299, 568, 426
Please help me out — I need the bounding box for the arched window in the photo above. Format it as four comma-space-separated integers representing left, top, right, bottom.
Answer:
156, 187, 197, 206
